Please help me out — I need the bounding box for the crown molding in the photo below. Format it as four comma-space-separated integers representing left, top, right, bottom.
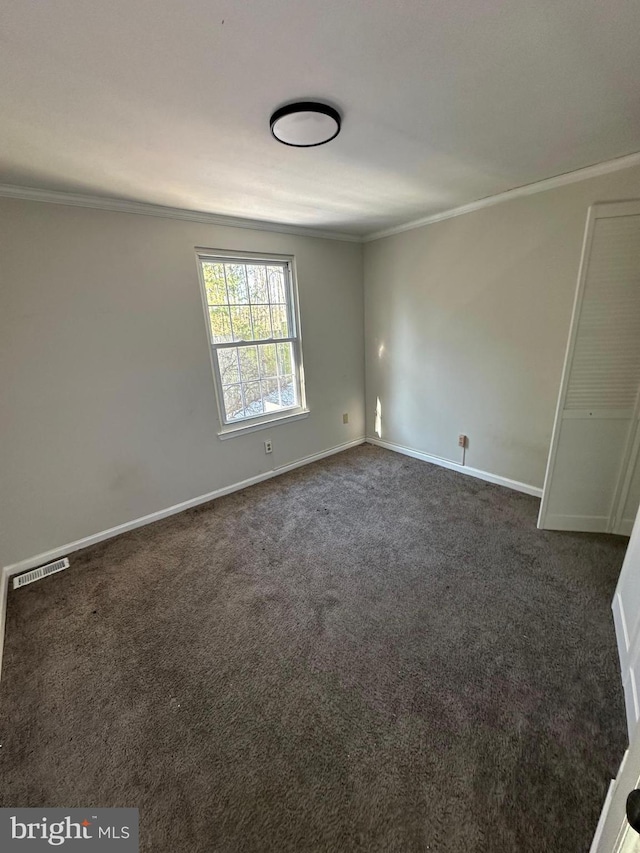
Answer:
3, 148, 640, 246
363, 150, 640, 242
0, 184, 362, 243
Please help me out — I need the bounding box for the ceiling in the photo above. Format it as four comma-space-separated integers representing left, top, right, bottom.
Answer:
1, 0, 640, 237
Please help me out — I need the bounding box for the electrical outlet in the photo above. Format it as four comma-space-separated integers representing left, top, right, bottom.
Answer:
458, 434, 468, 448
264, 440, 273, 454
343, 412, 349, 424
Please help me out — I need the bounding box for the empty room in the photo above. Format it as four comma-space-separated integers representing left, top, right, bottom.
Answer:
2, 1, 640, 851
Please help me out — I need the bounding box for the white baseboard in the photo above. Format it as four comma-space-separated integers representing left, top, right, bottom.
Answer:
619, 519, 635, 537
588, 778, 616, 853
540, 515, 632, 535
612, 592, 640, 740
3, 437, 366, 579
542, 513, 609, 533
0, 567, 8, 682
0, 437, 365, 681
613, 592, 630, 672
366, 436, 542, 497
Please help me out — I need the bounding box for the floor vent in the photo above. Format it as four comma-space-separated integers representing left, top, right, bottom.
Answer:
13, 558, 70, 590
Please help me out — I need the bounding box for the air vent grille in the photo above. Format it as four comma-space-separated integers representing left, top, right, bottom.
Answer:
13, 558, 69, 590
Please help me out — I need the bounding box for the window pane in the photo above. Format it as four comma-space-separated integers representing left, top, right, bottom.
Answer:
243, 381, 264, 415
251, 305, 272, 340
271, 304, 289, 338
229, 306, 252, 341
202, 262, 227, 304
199, 255, 303, 426
258, 343, 277, 378
223, 384, 243, 421
209, 307, 232, 343
267, 266, 286, 303
225, 264, 249, 304
217, 348, 240, 385
277, 342, 293, 375
279, 374, 296, 407
247, 265, 268, 303
261, 377, 281, 412
238, 346, 259, 381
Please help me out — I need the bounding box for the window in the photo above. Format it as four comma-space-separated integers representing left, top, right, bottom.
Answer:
196, 251, 307, 435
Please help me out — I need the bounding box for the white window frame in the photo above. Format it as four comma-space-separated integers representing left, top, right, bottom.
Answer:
195, 248, 308, 438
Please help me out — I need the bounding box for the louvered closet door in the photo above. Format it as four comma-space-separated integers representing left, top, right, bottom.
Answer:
539, 202, 640, 534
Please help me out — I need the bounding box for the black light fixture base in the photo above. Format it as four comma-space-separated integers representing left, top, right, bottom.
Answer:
270, 102, 341, 148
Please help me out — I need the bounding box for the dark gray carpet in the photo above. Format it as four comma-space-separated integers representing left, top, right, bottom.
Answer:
0, 444, 628, 852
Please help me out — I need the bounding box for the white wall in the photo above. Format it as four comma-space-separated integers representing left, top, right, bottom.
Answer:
0, 198, 364, 568
364, 165, 640, 489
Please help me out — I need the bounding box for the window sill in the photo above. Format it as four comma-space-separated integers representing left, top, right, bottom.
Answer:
218, 409, 310, 440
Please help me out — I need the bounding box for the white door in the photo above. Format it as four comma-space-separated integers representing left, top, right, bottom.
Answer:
590, 724, 640, 853
539, 201, 640, 534
614, 502, 640, 739
592, 503, 640, 852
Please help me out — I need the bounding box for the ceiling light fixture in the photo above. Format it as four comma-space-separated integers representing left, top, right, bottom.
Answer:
270, 102, 341, 148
